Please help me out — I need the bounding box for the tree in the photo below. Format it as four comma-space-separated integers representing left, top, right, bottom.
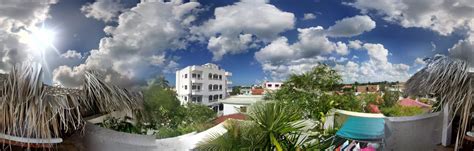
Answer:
230, 86, 241, 95
269, 64, 342, 120
382, 91, 400, 108
198, 102, 311, 151
142, 79, 182, 128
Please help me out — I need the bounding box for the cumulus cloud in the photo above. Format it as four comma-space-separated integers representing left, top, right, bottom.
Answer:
255, 15, 380, 81
414, 57, 427, 65
346, 0, 474, 36
347, 0, 474, 69
81, 0, 125, 22
192, 0, 295, 61
327, 15, 376, 37
60, 50, 82, 59
449, 36, 474, 68
302, 13, 316, 20
53, 0, 201, 88
335, 42, 411, 83
0, 0, 58, 72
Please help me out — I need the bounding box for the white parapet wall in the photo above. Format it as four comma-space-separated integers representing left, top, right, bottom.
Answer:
76, 122, 227, 151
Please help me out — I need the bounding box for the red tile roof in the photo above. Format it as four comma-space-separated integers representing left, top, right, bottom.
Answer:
214, 113, 246, 124
398, 98, 431, 108
251, 88, 264, 95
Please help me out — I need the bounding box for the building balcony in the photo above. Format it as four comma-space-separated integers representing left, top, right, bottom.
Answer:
225, 72, 232, 76
191, 78, 203, 83
227, 81, 232, 85
191, 89, 202, 95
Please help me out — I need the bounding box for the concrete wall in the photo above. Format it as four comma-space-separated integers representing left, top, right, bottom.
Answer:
384, 112, 443, 151
81, 123, 157, 151
223, 103, 246, 115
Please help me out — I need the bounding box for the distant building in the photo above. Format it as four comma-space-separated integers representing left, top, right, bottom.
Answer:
251, 88, 265, 95
239, 86, 252, 95
356, 85, 380, 93
263, 81, 283, 91
219, 95, 263, 116
175, 63, 232, 107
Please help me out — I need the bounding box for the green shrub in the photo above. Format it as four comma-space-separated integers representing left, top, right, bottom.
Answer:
381, 105, 425, 117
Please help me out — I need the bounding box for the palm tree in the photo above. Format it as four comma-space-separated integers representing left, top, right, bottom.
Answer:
197, 102, 311, 151
0, 63, 143, 148
405, 56, 472, 150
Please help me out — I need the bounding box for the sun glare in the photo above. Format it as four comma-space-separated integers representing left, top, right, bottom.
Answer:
28, 28, 56, 50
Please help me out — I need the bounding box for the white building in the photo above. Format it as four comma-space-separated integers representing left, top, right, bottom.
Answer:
263, 81, 283, 91
219, 95, 263, 116
175, 63, 232, 107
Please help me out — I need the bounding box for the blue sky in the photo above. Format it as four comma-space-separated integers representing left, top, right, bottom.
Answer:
1, 0, 473, 88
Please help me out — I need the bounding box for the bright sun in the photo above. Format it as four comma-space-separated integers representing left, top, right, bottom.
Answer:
27, 27, 56, 51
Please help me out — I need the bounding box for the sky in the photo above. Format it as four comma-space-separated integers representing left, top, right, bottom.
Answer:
0, 0, 473, 88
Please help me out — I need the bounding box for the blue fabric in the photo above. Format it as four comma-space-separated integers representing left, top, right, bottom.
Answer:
336, 116, 385, 140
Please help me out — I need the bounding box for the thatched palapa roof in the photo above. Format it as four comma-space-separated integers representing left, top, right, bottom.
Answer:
0, 64, 143, 147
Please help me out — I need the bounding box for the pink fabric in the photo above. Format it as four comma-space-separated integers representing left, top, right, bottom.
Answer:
398, 98, 431, 108
360, 146, 376, 151
368, 104, 381, 113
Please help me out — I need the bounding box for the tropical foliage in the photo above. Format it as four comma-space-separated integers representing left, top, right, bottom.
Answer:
138, 76, 215, 138
198, 102, 318, 151
380, 105, 425, 117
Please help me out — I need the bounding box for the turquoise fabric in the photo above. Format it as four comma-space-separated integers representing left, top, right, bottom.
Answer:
336, 116, 385, 140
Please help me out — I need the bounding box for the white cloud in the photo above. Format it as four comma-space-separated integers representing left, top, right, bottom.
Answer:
0, 0, 58, 72
335, 42, 411, 83
302, 13, 316, 20
192, 0, 295, 61
327, 15, 376, 37
335, 41, 349, 55
348, 40, 363, 49
414, 57, 427, 65
81, 0, 125, 22
53, 0, 201, 88
346, 0, 474, 36
449, 36, 474, 68
255, 15, 380, 81
60, 50, 82, 59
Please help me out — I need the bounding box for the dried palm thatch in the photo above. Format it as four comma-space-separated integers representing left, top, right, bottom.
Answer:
405, 56, 472, 150
0, 63, 143, 148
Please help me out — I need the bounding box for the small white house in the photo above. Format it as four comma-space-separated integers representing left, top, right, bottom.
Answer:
263, 81, 283, 91
219, 95, 263, 116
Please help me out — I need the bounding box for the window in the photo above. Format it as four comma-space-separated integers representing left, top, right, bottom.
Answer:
192, 97, 197, 102
213, 84, 218, 90
197, 74, 201, 79
214, 95, 219, 100
209, 84, 212, 90
209, 95, 213, 101
208, 73, 212, 79
192, 85, 197, 90
219, 94, 223, 99
197, 85, 201, 90
213, 74, 218, 79
219, 75, 222, 80
184, 74, 187, 78
267, 84, 272, 87
219, 104, 224, 111
184, 96, 187, 101
275, 84, 280, 87
240, 106, 247, 112
219, 85, 222, 90
192, 73, 196, 78
184, 85, 187, 90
